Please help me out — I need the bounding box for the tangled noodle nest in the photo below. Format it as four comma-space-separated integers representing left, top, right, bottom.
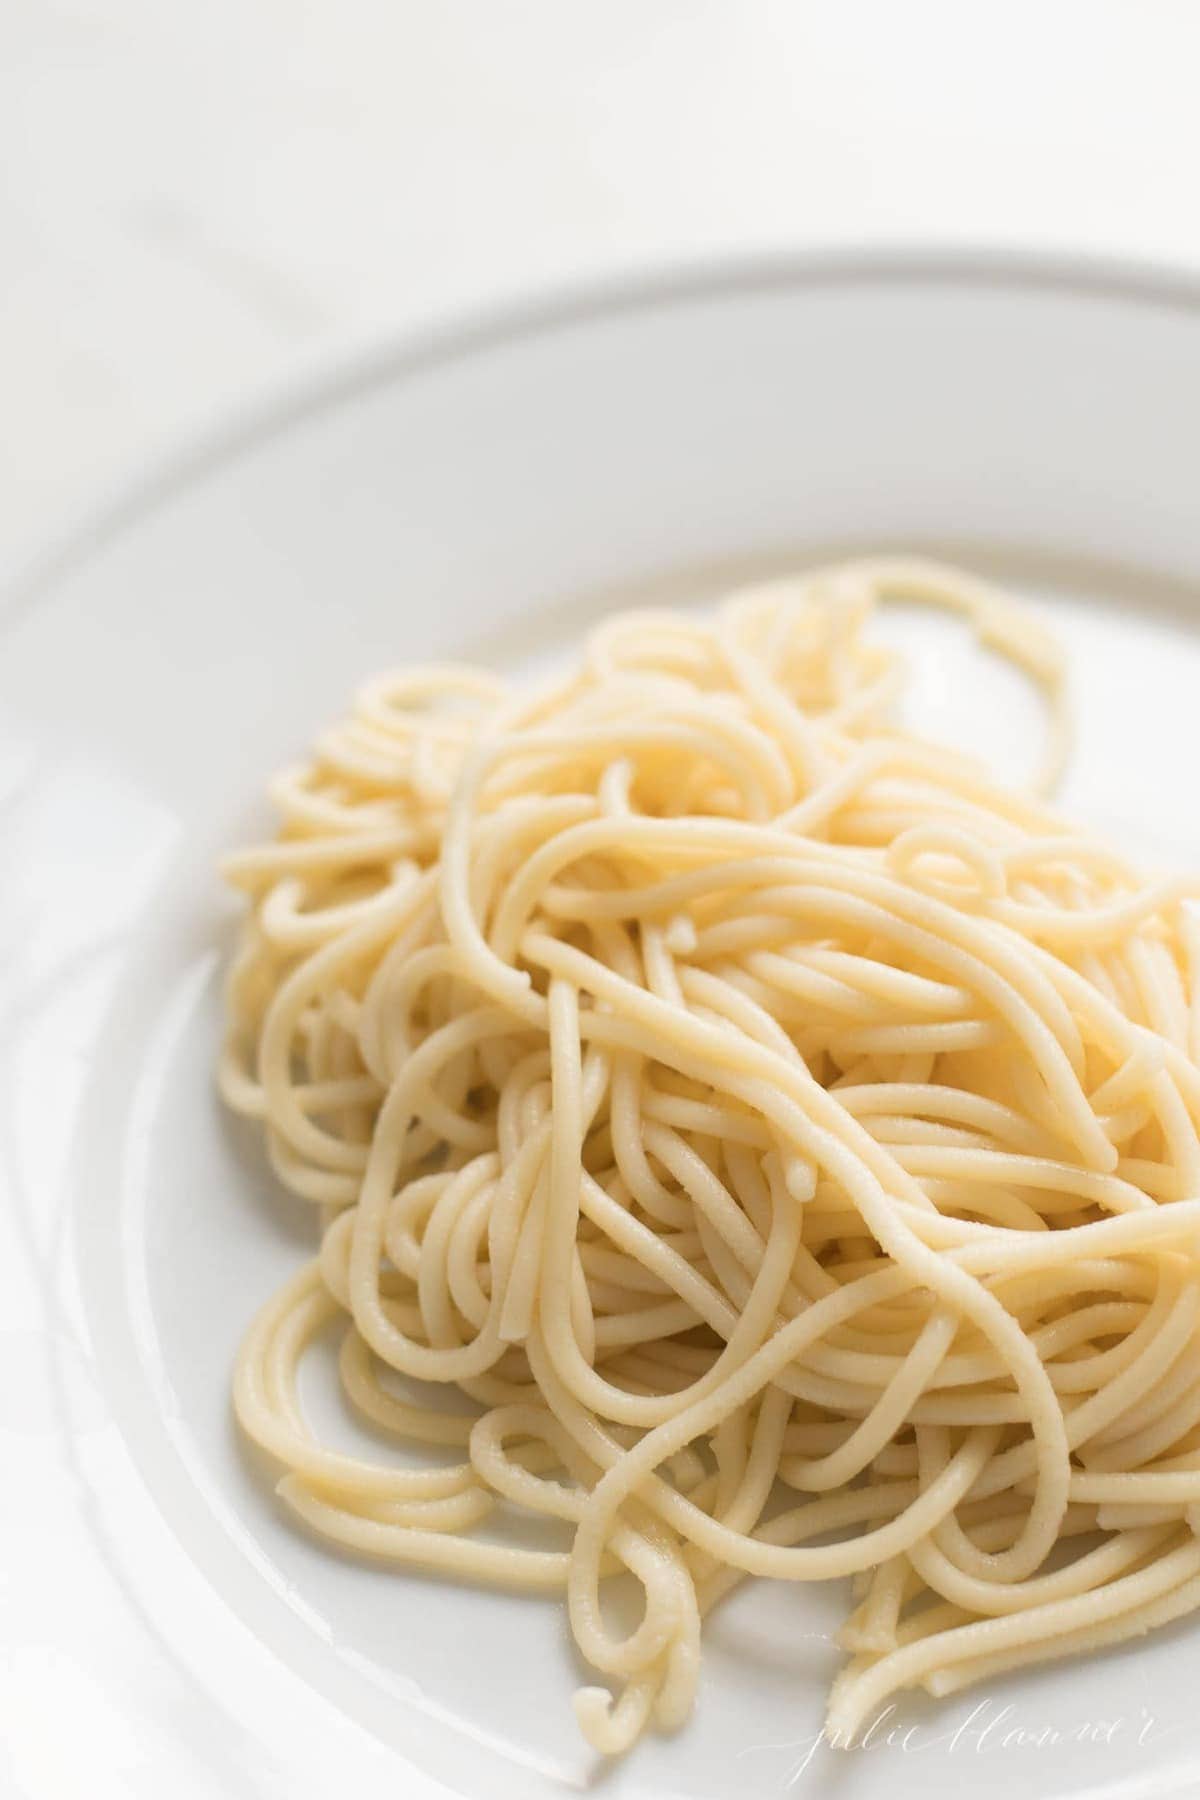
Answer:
220, 559, 1200, 1755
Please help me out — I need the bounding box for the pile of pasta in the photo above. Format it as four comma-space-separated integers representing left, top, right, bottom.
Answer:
220, 559, 1200, 1753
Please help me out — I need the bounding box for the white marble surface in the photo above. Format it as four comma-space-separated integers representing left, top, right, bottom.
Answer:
5, 0, 1200, 568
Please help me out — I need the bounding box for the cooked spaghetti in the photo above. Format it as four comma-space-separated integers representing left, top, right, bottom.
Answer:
220, 558, 1200, 1753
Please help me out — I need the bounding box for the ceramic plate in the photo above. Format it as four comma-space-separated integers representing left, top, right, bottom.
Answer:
7, 253, 1200, 1800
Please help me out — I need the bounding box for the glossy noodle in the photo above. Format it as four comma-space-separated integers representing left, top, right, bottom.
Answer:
220, 559, 1200, 1753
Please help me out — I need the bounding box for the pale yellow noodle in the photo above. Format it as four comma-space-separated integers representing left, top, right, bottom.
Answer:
221, 558, 1200, 1754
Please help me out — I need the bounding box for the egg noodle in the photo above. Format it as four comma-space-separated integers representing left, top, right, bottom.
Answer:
220, 559, 1200, 1754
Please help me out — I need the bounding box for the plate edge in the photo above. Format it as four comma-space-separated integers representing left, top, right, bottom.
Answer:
8, 242, 1200, 623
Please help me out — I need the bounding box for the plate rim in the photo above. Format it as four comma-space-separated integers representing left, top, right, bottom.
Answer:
9, 241, 1200, 623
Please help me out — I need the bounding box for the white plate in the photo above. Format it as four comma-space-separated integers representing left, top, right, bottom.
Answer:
8, 252, 1200, 1800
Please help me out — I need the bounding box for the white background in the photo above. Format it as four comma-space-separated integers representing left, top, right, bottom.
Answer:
6, 0, 1200, 567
